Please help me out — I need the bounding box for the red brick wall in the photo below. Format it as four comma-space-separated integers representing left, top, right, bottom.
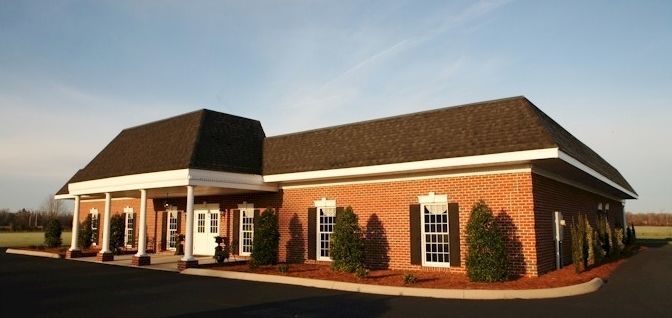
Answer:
531, 174, 624, 275
276, 172, 537, 276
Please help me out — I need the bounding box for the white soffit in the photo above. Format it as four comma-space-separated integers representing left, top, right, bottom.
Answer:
264, 148, 560, 183
557, 151, 638, 199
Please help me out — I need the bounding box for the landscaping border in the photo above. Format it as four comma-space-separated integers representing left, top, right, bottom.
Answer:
181, 268, 604, 300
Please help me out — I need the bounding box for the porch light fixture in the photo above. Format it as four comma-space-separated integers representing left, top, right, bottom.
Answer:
163, 193, 170, 209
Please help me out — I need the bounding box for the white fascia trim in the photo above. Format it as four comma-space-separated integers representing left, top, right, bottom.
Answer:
68, 169, 277, 195
264, 148, 559, 183
557, 151, 638, 199
54, 194, 75, 200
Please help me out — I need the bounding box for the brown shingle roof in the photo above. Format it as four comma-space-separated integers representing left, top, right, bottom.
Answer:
58, 97, 635, 196
58, 109, 265, 191
263, 96, 635, 194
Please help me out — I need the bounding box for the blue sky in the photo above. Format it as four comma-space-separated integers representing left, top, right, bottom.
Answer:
0, 0, 670, 212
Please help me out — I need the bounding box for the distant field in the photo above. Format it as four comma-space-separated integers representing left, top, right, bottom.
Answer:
635, 226, 672, 239
0, 232, 72, 248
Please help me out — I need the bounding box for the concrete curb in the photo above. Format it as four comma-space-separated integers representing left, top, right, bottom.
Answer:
181, 268, 604, 300
5, 248, 62, 259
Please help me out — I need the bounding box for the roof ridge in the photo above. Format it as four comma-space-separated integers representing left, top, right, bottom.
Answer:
267, 95, 527, 139
518, 98, 561, 148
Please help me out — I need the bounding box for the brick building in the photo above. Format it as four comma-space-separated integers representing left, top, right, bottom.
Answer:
55, 96, 636, 276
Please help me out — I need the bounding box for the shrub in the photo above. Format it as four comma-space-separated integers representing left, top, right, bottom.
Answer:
402, 273, 417, 285
278, 263, 289, 274
330, 206, 365, 273
612, 226, 623, 258
570, 216, 586, 273
585, 218, 595, 267
354, 266, 369, 279
466, 201, 508, 282
251, 208, 280, 266
44, 218, 62, 248
78, 214, 93, 249
109, 214, 126, 254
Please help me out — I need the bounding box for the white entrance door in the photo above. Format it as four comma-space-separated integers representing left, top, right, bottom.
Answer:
193, 204, 220, 256
166, 208, 178, 251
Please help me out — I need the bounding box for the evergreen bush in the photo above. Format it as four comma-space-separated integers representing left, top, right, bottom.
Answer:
570, 216, 585, 273
44, 218, 62, 248
251, 208, 280, 266
109, 214, 126, 254
465, 200, 508, 282
330, 206, 365, 273
78, 214, 93, 249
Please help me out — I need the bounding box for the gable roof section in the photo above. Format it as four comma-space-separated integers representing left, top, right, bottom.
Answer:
263, 96, 635, 194
58, 109, 265, 193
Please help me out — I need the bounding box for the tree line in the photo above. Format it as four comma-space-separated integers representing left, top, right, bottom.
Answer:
0, 196, 72, 231
626, 212, 672, 226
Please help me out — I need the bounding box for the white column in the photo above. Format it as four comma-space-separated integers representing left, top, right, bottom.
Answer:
100, 192, 112, 254
182, 185, 195, 261
135, 189, 148, 257
69, 196, 81, 251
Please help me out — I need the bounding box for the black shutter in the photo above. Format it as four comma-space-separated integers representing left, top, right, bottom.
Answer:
160, 212, 168, 251
409, 204, 422, 265
448, 203, 461, 267
231, 209, 240, 255
176, 212, 182, 235
307, 208, 317, 260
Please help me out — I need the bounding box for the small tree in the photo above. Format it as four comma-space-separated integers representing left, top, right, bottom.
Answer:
330, 206, 365, 273
78, 214, 93, 249
251, 208, 280, 266
44, 218, 63, 247
466, 201, 508, 282
109, 214, 126, 254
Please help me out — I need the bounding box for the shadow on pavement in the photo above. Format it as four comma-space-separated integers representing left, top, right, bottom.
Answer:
637, 238, 672, 248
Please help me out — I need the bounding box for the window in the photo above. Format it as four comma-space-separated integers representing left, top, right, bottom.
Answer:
197, 213, 206, 233
238, 202, 254, 256
167, 207, 178, 250
314, 198, 336, 261
124, 207, 134, 248
209, 212, 219, 234
419, 192, 450, 267
90, 209, 99, 245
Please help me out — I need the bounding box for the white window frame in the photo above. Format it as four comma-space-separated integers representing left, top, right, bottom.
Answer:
123, 206, 134, 248
89, 208, 99, 246
418, 192, 450, 267
238, 202, 255, 256
314, 198, 337, 261
166, 206, 178, 251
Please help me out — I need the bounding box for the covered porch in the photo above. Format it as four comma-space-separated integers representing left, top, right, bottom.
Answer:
56, 168, 277, 270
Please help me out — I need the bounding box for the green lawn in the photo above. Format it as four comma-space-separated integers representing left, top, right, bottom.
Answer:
0, 231, 72, 248
635, 226, 672, 239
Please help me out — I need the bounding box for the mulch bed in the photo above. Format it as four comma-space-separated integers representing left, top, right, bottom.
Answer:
211, 247, 641, 290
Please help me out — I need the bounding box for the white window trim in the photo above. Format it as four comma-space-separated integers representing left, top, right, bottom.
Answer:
314, 198, 337, 261
89, 208, 99, 246
123, 206, 134, 248
238, 202, 255, 256
418, 192, 451, 268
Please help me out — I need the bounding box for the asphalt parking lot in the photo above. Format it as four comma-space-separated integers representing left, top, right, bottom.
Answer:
0, 243, 670, 318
